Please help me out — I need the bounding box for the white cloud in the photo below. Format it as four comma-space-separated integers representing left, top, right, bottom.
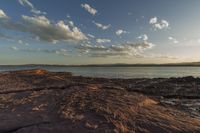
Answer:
11, 46, 19, 51
0, 9, 8, 19
1, 15, 87, 43
11, 46, 68, 56
67, 14, 71, 19
149, 17, 157, 24
96, 38, 111, 44
68, 21, 74, 27
77, 41, 154, 58
18, 0, 46, 15
149, 17, 169, 30
81, 3, 97, 15
87, 34, 95, 38
18, 40, 29, 46
154, 20, 169, 30
138, 34, 148, 41
93, 21, 111, 30
21, 15, 87, 42
18, 40, 23, 44
146, 53, 178, 59
116, 29, 128, 36
77, 44, 107, 52
168, 37, 179, 44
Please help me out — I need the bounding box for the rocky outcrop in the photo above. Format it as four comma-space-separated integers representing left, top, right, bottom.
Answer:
0, 69, 199, 133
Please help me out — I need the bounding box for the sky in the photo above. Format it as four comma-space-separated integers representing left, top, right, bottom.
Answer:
0, 0, 200, 65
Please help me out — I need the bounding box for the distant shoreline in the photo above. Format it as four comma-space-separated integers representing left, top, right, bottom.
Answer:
1, 64, 200, 67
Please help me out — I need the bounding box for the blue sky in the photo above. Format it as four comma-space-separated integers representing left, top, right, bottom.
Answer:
0, 0, 200, 65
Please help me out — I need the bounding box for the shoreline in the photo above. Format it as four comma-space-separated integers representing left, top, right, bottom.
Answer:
0, 69, 199, 132
1, 67, 200, 80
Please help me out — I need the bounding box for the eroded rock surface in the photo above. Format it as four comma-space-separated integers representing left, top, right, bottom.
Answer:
0, 69, 199, 133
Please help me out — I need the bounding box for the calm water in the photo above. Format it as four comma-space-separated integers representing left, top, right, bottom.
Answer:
1, 65, 200, 79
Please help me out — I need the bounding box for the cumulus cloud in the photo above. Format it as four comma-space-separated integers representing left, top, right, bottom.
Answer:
96, 38, 111, 44
77, 41, 154, 58
138, 34, 148, 41
21, 15, 87, 42
149, 17, 169, 30
93, 21, 111, 30
81, 3, 97, 15
11, 46, 68, 56
168, 37, 179, 44
0, 15, 87, 43
116, 29, 128, 36
18, 0, 46, 15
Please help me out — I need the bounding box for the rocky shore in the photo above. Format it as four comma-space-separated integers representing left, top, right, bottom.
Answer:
0, 69, 199, 133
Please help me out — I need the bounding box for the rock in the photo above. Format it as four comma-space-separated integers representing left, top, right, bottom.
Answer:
0, 69, 199, 133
